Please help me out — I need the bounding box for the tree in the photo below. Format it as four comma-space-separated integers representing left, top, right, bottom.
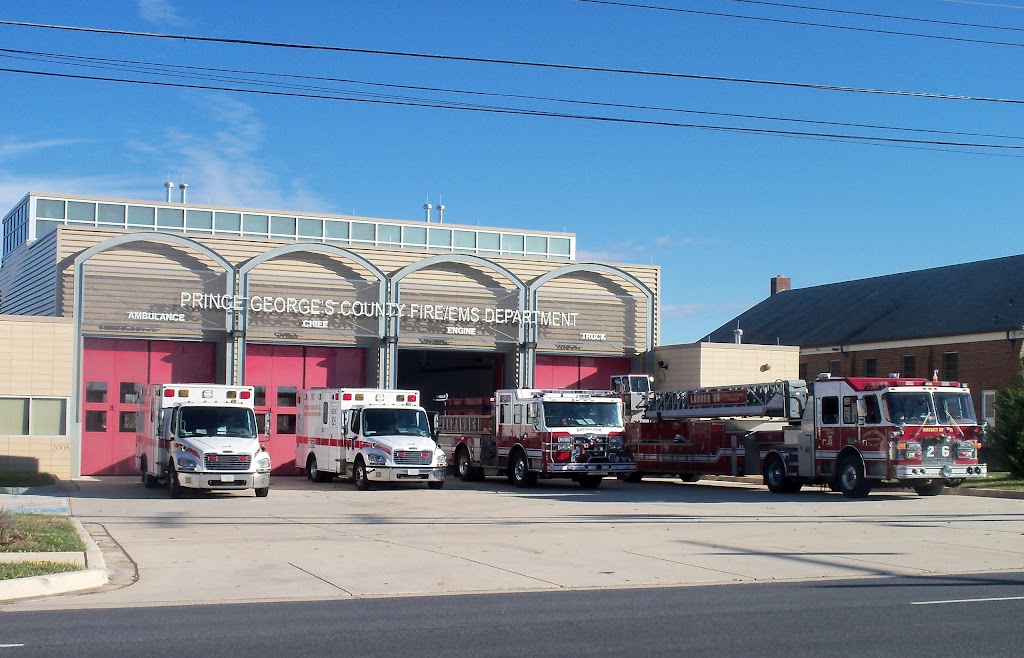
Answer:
991, 362, 1024, 478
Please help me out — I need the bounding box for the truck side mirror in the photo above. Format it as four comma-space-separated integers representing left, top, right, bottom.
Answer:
430, 412, 440, 440
264, 411, 272, 438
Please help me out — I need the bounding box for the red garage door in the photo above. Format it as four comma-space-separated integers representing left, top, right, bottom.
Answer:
535, 355, 632, 390
82, 339, 216, 475
245, 345, 366, 475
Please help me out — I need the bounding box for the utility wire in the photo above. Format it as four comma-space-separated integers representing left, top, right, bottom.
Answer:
2, 66, 1023, 153
721, 0, 1024, 33
6, 47, 1023, 141
576, 0, 1024, 48
2, 19, 1024, 104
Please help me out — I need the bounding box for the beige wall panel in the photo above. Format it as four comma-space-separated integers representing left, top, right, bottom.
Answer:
650, 343, 799, 390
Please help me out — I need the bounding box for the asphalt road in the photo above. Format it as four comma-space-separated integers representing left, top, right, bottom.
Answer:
2, 573, 1023, 657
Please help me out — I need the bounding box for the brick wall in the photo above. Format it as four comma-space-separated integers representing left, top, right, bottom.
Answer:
800, 338, 1023, 417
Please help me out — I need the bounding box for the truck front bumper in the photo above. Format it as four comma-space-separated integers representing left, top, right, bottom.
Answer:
178, 472, 271, 491
367, 465, 446, 483
894, 464, 987, 479
547, 462, 636, 474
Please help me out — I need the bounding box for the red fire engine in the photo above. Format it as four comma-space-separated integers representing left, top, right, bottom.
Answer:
614, 373, 988, 497
436, 389, 637, 488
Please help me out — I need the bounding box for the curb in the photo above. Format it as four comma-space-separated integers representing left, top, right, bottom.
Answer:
0, 516, 108, 603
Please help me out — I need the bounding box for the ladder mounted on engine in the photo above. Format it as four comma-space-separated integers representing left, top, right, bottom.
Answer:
645, 380, 808, 421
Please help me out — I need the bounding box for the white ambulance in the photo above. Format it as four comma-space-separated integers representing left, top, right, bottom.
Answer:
136, 384, 271, 498
296, 388, 446, 490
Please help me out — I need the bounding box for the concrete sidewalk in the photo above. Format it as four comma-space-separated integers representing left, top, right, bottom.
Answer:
1, 475, 1023, 610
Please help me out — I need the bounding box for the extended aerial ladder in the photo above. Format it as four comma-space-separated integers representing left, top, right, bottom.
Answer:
644, 380, 808, 421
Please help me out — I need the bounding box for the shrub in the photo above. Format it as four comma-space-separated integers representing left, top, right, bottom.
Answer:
992, 362, 1024, 478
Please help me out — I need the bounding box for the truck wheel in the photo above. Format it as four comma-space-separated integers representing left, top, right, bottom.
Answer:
914, 483, 944, 496
456, 448, 473, 482
837, 455, 871, 499
353, 458, 370, 491
140, 457, 158, 488
167, 462, 182, 499
427, 480, 445, 490
254, 487, 269, 497
764, 455, 788, 494
577, 475, 603, 489
679, 474, 702, 483
308, 456, 332, 483
510, 452, 535, 488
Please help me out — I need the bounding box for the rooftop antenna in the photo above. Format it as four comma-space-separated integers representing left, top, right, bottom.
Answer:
423, 199, 432, 223
437, 195, 445, 224
164, 180, 174, 203
179, 181, 189, 204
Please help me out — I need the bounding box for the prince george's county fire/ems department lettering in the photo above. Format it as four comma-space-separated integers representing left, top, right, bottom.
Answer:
179, 291, 579, 326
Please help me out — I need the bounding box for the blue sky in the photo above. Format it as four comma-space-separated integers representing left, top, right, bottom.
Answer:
2, 0, 1024, 345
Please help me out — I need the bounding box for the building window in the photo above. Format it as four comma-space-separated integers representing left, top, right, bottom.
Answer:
478, 232, 500, 251
864, 357, 877, 378
156, 207, 184, 229
982, 390, 996, 427
0, 397, 69, 435
828, 359, 841, 376
402, 226, 426, 246
901, 355, 916, 378
550, 237, 571, 257
186, 209, 214, 230
943, 352, 958, 381
297, 218, 324, 239
214, 212, 241, 232
243, 214, 269, 234
67, 201, 96, 223
97, 203, 126, 225
378, 224, 401, 244
36, 199, 66, 219
127, 205, 155, 227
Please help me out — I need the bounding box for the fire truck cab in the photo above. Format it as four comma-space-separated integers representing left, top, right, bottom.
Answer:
295, 388, 447, 490
135, 384, 271, 498
436, 388, 636, 488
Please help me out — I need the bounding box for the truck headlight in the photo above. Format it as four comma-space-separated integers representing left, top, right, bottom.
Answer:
435, 450, 447, 467
256, 457, 271, 471
367, 453, 387, 465
178, 457, 199, 471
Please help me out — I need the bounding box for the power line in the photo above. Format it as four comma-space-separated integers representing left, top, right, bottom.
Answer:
6, 47, 1023, 141
576, 0, 1024, 48
721, 0, 1024, 33
2, 66, 1023, 154
2, 19, 1024, 104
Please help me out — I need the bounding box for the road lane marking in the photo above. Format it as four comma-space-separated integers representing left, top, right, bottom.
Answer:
912, 595, 1024, 605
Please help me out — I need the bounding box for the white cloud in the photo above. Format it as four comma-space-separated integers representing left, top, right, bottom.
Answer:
140, 94, 335, 213
138, 0, 185, 26
0, 138, 89, 164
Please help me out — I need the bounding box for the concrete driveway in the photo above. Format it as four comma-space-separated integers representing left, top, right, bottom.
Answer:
5, 475, 1024, 611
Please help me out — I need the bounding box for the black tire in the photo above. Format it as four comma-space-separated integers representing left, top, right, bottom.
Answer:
836, 455, 871, 499
254, 487, 269, 497
353, 458, 370, 491
620, 472, 643, 483
140, 457, 159, 488
456, 448, 473, 482
680, 474, 702, 483
577, 475, 603, 489
764, 455, 790, 494
510, 451, 535, 488
308, 456, 332, 483
427, 480, 445, 490
914, 483, 944, 496
168, 462, 182, 499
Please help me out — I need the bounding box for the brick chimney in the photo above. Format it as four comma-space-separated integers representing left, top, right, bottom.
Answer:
770, 274, 791, 296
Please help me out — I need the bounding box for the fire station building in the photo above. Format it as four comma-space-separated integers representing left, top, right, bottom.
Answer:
0, 192, 659, 478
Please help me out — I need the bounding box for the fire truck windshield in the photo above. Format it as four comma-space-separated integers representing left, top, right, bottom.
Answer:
362, 408, 431, 437
178, 407, 257, 439
544, 401, 622, 428
882, 391, 976, 426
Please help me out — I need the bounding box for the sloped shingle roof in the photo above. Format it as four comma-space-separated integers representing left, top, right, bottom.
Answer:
703, 254, 1024, 347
